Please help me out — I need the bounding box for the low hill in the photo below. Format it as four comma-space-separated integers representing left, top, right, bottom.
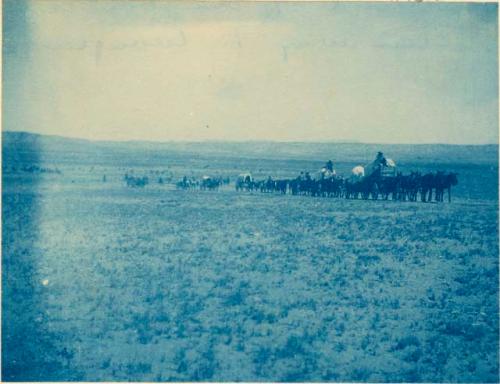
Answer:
2, 131, 498, 166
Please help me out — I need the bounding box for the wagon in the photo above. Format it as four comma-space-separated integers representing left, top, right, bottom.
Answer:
350, 154, 397, 182
364, 156, 397, 179
380, 158, 397, 178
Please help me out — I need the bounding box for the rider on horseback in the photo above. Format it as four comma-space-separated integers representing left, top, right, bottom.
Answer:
376, 152, 388, 167
325, 160, 334, 172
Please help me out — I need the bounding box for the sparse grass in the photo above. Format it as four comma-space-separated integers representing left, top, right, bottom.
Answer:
2, 160, 499, 382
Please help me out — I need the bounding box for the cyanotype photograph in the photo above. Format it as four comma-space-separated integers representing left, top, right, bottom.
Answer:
2, 0, 499, 382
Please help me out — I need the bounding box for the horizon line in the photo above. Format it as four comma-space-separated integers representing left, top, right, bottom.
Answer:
2, 130, 499, 147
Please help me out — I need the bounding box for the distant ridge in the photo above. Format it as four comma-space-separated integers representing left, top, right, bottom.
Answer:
3, 130, 498, 146
2, 131, 498, 165
3, 131, 366, 145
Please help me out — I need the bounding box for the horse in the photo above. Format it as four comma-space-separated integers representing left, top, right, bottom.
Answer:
408, 172, 422, 201
289, 178, 300, 195
318, 176, 343, 198
235, 173, 253, 191
435, 172, 458, 202
125, 175, 149, 188
263, 177, 275, 193
200, 176, 221, 191
176, 176, 194, 189
376, 176, 399, 200
419, 172, 435, 202
396, 173, 417, 201
275, 179, 288, 194
345, 176, 376, 200
298, 177, 320, 197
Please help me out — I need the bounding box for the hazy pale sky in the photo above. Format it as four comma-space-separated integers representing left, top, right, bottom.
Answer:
3, 0, 498, 143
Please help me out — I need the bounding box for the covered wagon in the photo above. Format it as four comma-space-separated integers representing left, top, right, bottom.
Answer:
364, 152, 397, 178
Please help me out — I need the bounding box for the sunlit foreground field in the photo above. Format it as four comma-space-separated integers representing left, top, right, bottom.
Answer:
2, 135, 499, 382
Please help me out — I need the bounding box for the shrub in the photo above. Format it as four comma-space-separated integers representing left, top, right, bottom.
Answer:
394, 335, 421, 350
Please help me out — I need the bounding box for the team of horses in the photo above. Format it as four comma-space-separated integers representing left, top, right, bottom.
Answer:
127, 163, 458, 203
176, 176, 230, 191
124, 173, 149, 188
234, 169, 458, 202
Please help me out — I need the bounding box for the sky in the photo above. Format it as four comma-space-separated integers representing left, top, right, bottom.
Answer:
2, 0, 498, 144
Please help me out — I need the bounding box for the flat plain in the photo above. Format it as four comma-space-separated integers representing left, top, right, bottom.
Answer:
2, 133, 499, 382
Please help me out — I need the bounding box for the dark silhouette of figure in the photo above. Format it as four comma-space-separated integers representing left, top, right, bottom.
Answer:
325, 160, 334, 172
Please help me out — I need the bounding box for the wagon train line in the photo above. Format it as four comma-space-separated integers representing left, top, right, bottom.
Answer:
131, 152, 459, 203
